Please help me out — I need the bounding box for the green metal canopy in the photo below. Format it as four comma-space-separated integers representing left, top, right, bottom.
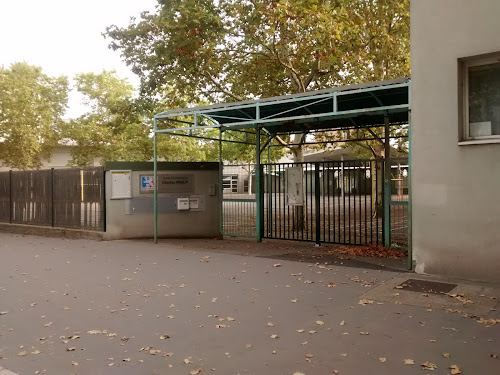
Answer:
154, 77, 410, 138
152, 78, 412, 269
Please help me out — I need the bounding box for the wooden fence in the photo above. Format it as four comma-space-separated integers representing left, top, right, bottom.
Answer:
0, 167, 105, 231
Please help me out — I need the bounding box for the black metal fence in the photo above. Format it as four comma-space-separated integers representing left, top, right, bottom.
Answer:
262, 160, 384, 245
0, 167, 105, 231
222, 159, 409, 248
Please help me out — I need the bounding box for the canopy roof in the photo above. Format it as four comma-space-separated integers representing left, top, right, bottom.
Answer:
154, 77, 410, 136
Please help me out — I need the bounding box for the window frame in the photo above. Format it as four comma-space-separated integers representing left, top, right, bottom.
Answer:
460, 53, 500, 142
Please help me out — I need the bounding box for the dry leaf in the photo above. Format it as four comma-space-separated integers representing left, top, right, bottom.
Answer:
360, 331, 369, 335
421, 361, 437, 370
66, 347, 76, 352
184, 358, 192, 364
17, 351, 28, 357
291, 299, 298, 303
87, 330, 103, 334
305, 354, 314, 358
31, 350, 41, 355
442, 353, 450, 358
270, 334, 279, 339
216, 324, 226, 328
379, 357, 386, 363
339, 320, 345, 326
328, 282, 336, 287
273, 263, 282, 267
44, 322, 53, 327
358, 299, 374, 305
227, 317, 235, 321
72, 361, 79, 366
450, 365, 461, 374
108, 333, 117, 337
190, 368, 202, 375
404, 358, 415, 365
267, 322, 275, 327
64, 306, 71, 310
160, 334, 170, 339
123, 358, 131, 362
308, 330, 316, 334
150, 349, 161, 355
315, 321, 324, 326
304, 280, 314, 284
297, 329, 305, 333
0, 311, 8, 315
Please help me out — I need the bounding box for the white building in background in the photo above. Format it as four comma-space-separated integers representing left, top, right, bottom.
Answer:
411, 0, 500, 282
0, 143, 101, 172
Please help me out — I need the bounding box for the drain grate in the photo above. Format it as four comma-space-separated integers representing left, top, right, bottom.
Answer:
396, 279, 457, 294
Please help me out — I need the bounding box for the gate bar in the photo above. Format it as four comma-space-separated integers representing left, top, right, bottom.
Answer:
383, 115, 392, 247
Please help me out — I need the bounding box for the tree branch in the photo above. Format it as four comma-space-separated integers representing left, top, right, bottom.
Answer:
203, 72, 243, 101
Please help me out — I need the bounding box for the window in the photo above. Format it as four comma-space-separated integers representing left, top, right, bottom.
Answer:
461, 54, 500, 141
223, 175, 238, 193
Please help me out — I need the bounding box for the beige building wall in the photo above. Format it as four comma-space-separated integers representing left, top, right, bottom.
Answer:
411, 0, 500, 282
0, 145, 101, 172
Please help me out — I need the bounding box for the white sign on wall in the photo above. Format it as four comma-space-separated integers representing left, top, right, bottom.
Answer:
110, 170, 132, 199
285, 167, 304, 206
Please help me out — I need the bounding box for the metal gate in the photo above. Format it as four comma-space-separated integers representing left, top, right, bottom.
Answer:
262, 160, 384, 245
222, 159, 408, 247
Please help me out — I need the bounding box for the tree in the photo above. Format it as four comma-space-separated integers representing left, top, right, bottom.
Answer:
0, 62, 68, 169
105, 0, 409, 161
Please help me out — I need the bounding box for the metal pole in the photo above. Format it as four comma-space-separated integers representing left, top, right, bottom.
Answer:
407, 110, 413, 270
256, 126, 262, 242
314, 163, 321, 245
383, 115, 391, 247
219, 127, 223, 237
153, 118, 158, 244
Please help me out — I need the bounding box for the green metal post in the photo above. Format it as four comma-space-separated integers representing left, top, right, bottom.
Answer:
383, 115, 391, 247
407, 110, 413, 270
314, 163, 321, 245
153, 118, 158, 244
219, 127, 223, 237
256, 126, 263, 242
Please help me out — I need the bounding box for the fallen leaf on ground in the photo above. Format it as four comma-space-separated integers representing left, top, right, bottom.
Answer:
360, 331, 369, 335
190, 368, 202, 375
358, 299, 374, 305
271, 334, 279, 339
216, 324, 226, 328
150, 349, 161, 355
267, 322, 275, 327
123, 358, 131, 362
328, 282, 336, 287
297, 329, 305, 333
305, 354, 314, 358
184, 358, 192, 364
17, 351, 28, 357
315, 321, 324, 326
304, 280, 314, 284
66, 347, 76, 352
379, 357, 386, 363
273, 264, 281, 267
160, 334, 170, 339
404, 358, 415, 365
442, 353, 450, 358
421, 361, 437, 371
31, 350, 41, 355
44, 322, 53, 327
227, 317, 235, 321
340, 320, 345, 326
309, 330, 316, 334
450, 365, 461, 374
72, 361, 78, 366
0, 311, 8, 315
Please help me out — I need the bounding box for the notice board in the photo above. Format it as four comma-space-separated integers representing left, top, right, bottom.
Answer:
111, 170, 132, 199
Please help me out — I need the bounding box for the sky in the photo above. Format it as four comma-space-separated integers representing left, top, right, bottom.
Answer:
0, 0, 158, 119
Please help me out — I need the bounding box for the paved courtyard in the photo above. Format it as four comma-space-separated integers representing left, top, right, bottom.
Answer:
0, 233, 499, 375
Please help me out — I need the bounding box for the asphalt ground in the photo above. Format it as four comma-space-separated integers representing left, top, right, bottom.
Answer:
0, 234, 499, 375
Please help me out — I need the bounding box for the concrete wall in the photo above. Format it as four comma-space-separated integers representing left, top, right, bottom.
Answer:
104, 163, 220, 240
411, 0, 500, 282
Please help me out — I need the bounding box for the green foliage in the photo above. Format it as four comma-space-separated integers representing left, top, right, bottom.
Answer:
105, 0, 410, 161
63, 71, 152, 166
0, 63, 68, 169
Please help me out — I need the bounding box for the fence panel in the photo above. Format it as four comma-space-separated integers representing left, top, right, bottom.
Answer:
263, 160, 384, 245
53, 167, 104, 231
0, 172, 10, 222
11, 170, 52, 226
390, 157, 409, 247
